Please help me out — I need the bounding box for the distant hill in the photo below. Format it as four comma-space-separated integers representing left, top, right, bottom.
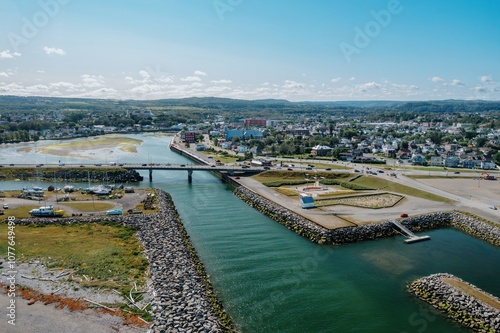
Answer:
0, 95, 498, 114
297, 100, 404, 108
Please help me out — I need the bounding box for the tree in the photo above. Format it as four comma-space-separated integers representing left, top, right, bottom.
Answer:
494, 151, 500, 165
475, 137, 488, 148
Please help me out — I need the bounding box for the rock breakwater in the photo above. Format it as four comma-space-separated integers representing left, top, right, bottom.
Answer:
234, 186, 500, 247
10, 189, 235, 332
0, 167, 143, 182
408, 273, 500, 332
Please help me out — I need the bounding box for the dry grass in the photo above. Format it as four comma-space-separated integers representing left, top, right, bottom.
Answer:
0, 283, 150, 326
274, 188, 299, 196
0, 223, 148, 292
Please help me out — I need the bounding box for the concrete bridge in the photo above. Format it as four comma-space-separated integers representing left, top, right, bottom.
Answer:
121, 163, 264, 182
4, 163, 265, 182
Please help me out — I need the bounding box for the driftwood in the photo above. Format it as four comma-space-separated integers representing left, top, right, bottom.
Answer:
83, 298, 116, 312
51, 286, 64, 295
55, 271, 70, 279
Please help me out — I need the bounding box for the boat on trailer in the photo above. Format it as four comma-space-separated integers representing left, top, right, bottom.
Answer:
29, 205, 65, 217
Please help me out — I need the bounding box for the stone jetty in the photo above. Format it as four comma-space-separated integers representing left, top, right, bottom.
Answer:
408, 273, 500, 332
234, 186, 500, 246
13, 189, 236, 333
0, 167, 144, 182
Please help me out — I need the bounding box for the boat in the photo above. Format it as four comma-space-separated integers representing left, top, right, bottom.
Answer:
299, 193, 315, 209
106, 208, 122, 215
87, 185, 110, 195
29, 205, 65, 217
63, 185, 75, 192
23, 186, 44, 195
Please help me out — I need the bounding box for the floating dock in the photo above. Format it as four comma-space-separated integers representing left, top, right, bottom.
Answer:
390, 220, 430, 244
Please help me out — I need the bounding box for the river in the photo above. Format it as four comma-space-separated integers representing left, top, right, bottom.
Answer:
1, 133, 499, 332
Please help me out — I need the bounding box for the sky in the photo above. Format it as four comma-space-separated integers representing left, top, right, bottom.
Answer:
0, 0, 499, 102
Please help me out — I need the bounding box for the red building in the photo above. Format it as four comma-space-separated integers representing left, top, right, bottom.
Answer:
244, 119, 267, 127
184, 131, 197, 143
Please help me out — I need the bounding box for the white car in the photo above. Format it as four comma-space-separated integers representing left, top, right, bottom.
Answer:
3, 204, 8, 209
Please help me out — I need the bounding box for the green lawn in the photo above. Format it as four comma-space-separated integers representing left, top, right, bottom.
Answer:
351, 176, 453, 203
253, 170, 351, 184
62, 202, 115, 211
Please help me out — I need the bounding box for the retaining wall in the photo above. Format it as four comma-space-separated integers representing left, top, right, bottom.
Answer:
408, 273, 500, 332
234, 186, 500, 247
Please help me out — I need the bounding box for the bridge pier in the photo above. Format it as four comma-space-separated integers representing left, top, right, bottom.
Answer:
188, 170, 193, 183
149, 168, 153, 182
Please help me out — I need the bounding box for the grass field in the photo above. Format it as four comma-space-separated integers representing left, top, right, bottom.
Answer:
351, 176, 452, 203
1, 205, 42, 219
0, 222, 148, 292
253, 170, 351, 183
62, 202, 115, 211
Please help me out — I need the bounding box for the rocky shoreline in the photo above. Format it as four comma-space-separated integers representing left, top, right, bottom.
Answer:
234, 186, 500, 246
408, 273, 500, 332
12, 189, 236, 333
0, 167, 143, 182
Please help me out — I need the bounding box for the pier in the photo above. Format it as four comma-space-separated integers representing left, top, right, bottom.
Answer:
390, 220, 430, 244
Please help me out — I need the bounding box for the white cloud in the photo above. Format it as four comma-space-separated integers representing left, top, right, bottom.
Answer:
430, 76, 444, 83
194, 70, 207, 76
138, 70, 151, 79
480, 75, 493, 83
51, 81, 77, 89
181, 76, 201, 82
331, 77, 341, 83
81, 74, 105, 88
0, 50, 21, 59
451, 79, 465, 86
43, 47, 66, 56
359, 82, 380, 90
211, 79, 232, 84
283, 80, 304, 89
349, 77, 356, 81
0, 72, 8, 77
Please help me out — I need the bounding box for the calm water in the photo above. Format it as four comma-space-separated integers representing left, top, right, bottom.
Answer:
2, 134, 499, 332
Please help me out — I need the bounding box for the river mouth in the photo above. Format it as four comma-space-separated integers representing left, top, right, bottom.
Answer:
1, 133, 499, 333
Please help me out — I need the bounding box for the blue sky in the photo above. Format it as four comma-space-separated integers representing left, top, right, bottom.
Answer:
0, 0, 499, 101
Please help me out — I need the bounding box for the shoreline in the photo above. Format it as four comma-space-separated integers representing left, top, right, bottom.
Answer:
6, 189, 236, 332
234, 185, 500, 247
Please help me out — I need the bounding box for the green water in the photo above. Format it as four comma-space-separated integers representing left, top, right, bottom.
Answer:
161, 175, 498, 333
2, 134, 499, 332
